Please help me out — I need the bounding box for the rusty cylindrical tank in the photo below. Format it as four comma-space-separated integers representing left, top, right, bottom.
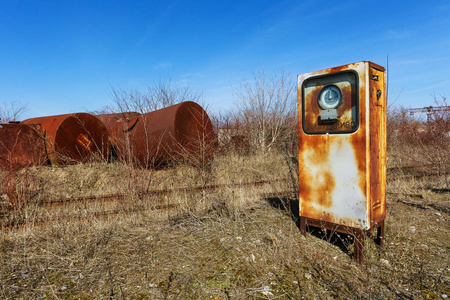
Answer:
22, 113, 111, 165
0, 123, 47, 170
134, 101, 215, 167
96, 111, 140, 163
97, 102, 215, 167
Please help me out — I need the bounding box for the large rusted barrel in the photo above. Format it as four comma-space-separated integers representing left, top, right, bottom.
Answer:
96, 111, 140, 162
97, 102, 215, 167
0, 123, 47, 170
134, 101, 215, 167
22, 113, 111, 165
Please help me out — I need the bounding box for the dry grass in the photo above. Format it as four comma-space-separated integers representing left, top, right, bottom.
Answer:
0, 149, 449, 299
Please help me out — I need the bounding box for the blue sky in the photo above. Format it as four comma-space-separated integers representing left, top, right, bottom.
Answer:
1, 0, 449, 120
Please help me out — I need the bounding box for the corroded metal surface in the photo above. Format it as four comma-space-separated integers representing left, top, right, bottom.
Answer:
96, 111, 140, 136
96, 111, 140, 162
297, 61, 387, 231
98, 102, 215, 167
369, 65, 387, 226
22, 113, 111, 165
0, 123, 47, 170
135, 101, 215, 167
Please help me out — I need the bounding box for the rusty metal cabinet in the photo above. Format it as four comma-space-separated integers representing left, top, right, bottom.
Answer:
297, 61, 386, 263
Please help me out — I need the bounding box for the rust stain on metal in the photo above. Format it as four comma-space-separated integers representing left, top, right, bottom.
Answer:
22, 113, 111, 165
299, 136, 336, 209
76, 133, 93, 151
96, 111, 140, 133
0, 123, 47, 170
368, 62, 387, 224
96, 112, 140, 160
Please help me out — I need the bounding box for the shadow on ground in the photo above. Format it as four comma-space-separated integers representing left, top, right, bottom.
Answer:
264, 195, 354, 258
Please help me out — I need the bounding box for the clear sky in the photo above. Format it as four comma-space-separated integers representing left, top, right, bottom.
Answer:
1, 0, 449, 120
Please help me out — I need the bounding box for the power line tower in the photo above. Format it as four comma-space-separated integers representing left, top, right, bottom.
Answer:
409, 106, 450, 122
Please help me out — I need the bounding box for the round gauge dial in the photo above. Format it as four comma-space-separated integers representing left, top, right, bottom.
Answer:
317, 85, 342, 110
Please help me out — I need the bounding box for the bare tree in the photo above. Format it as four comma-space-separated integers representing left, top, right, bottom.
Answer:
232, 69, 296, 153
109, 87, 150, 114
109, 78, 201, 114
149, 78, 200, 109
0, 101, 28, 123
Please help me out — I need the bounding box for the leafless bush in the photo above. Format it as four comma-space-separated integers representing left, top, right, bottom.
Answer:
0, 166, 42, 212
386, 106, 418, 158
232, 69, 297, 154
387, 95, 449, 188
109, 78, 200, 114
410, 95, 449, 187
0, 101, 28, 123
211, 111, 249, 156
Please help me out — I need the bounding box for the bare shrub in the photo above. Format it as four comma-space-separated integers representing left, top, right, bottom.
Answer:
0, 165, 44, 217
1, 168, 30, 210
386, 106, 418, 168
0, 101, 28, 123
109, 78, 201, 114
409, 95, 450, 187
212, 111, 250, 156
232, 69, 297, 154
387, 96, 450, 188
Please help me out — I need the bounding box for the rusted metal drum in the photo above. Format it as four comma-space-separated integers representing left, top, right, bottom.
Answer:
0, 123, 47, 170
96, 112, 140, 162
22, 113, 111, 165
98, 102, 215, 167
133, 101, 215, 167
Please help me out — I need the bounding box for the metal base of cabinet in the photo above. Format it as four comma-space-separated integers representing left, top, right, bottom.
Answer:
300, 217, 384, 264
